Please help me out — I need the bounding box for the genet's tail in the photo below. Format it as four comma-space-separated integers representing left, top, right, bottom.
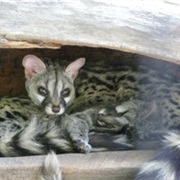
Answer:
135, 131, 180, 180
39, 151, 62, 180
0, 117, 74, 157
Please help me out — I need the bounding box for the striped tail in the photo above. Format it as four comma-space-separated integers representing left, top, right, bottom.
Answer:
0, 117, 74, 157
135, 131, 180, 180
39, 151, 62, 180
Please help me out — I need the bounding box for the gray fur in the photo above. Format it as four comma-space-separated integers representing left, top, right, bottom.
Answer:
1, 54, 180, 160
22, 55, 84, 115
40, 151, 62, 180
0, 55, 94, 156
135, 132, 180, 180
0, 55, 130, 156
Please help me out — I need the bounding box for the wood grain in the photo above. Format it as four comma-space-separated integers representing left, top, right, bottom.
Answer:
0, 1, 180, 63
0, 150, 156, 180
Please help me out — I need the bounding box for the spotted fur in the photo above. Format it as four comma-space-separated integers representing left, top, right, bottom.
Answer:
1, 54, 180, 159
70, 59, 180, 142
0, 55, 95, 156
23, 55, 85, 115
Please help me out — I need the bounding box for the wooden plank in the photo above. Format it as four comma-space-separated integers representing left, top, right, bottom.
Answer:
0, 1, 180, 64
0, 150, 156, 180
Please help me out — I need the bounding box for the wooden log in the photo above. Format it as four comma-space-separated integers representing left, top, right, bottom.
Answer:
0, 151, 156, 180
0, 1, 177, 178
0, 1, 180, 64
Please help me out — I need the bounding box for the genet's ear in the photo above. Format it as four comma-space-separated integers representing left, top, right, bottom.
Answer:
22, 55, 46, 79
65, 58, 86, 81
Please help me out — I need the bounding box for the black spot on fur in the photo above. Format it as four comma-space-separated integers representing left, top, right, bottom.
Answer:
84, 86, 90, 91
13, 124, 21, 130
13, 111, 28, 121
91, 85, 97, 91
5, 111, 15, 119
106, 76, 113, 81
168, 109, 174, 113
96, 96, 103, 102
169, 98, 179, 106
177, 106, 180, 110
88, 92, 94, 95
170, 114, 179, 119
99, 88, 109, 92
115, 75, 127, 82
97, 99, 103, 102
89, 77, 114, 89
127, 76, 136, 82
0, 117, 5, 122
20, 102, 31, 106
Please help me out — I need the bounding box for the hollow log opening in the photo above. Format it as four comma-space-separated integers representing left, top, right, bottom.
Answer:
1, 0, 180, 179
0, 46, 180, 96
0, 46, 179, 180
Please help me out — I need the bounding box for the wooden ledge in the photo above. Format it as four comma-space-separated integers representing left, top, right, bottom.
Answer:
0, 150, 156, 180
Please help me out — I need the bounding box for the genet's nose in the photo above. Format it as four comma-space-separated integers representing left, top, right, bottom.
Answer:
52, 105, 60, 113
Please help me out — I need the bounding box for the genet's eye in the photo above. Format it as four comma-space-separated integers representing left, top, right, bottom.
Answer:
38, 86, 48, 96
61, 88, 70, 97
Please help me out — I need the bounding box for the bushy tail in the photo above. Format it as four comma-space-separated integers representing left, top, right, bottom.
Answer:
0, 117, 74, 157
39, 151, 62, 180
135, 131, 180, 180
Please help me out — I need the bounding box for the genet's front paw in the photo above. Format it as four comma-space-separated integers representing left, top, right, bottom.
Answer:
75, 140, 92, 153
97, 105, 129, 128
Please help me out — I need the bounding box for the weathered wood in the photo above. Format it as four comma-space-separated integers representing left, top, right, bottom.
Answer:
0, 151, 156, 180
0, 0, 180, 64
